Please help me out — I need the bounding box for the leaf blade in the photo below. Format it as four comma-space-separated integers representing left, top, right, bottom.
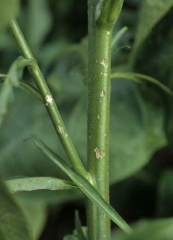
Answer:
32, 136, 132, 234
6, 177, 78, 193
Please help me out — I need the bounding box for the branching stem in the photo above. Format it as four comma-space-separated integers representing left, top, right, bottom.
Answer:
9, 19, 88, 178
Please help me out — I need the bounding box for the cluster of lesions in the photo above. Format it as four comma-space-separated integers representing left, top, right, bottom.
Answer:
94, 147, 105, 159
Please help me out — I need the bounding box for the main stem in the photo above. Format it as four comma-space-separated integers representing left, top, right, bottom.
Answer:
87, 1, 113, 239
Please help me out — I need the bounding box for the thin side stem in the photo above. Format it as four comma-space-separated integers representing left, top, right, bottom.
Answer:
9, 19, 88, 178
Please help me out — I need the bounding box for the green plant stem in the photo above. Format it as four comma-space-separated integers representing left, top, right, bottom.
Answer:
9, 19, 88, 178
87, 0, 123, 239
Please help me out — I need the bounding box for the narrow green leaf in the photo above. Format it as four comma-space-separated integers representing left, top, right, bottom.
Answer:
0, 0, 19, 32
75, 211, 87, 240
32, 136, 132, 234
111, 27, 128, 51
111, 72, 173, 97
6, 177, 78, 193
0, 174, 33, 240
113, 45, 131, 54
111, 72, 141, 84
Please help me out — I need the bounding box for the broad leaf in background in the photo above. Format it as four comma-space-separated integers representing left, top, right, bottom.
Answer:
131, 4, 173, 149
0, 175, 33, 240
132, 0, 173, 58
109, 79, 164, 182
0, 0, 19, 32
112, 0, 173, 182
16, 200, 47, 240
67, 96, 87, 165
111, 218, 173, 240
21, 0, 52, 52
47, 39, 88, 99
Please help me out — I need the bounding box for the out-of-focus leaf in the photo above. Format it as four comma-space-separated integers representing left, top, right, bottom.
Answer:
0, 174, 33, 240
63, 235, 78, 240
19, 80, 43, 102
0, 0, 19, 32
32, 136, 132, 234
116, 0, 173, 183
156, 170, 173, 217
0, 57, 33, 126
131, 5, 173, 149
6, 177, 78, 193
67, 96, 87, 164
24, 0, 52, 52
16, 201, 47, 240
132, 0, 173, 57
0, 77, 43, 103
47, 39, 88, 99
110, 79, 166, 182
132, 7, 173, 85
111, 218, 173, 240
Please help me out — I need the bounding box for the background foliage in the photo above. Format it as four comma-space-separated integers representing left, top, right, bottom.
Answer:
1, 0, 173, 239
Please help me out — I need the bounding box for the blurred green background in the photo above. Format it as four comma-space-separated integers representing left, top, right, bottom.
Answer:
1, 0, 173, 239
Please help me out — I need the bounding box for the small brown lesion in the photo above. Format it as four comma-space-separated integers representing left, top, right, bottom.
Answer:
32, 178, 43, 183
